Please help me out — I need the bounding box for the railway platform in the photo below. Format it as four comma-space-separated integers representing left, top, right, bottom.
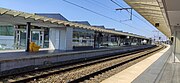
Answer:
0, 45, 153, 73
101, 45, 174, 83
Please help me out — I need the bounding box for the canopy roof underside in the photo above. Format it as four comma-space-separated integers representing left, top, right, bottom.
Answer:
124, 0, 171, 37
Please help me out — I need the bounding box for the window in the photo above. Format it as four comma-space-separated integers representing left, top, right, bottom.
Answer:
0, 26, 14, 36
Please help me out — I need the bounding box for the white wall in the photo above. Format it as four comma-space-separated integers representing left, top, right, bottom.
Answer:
49, 27, 73, 50
49, 28, 56, 49
65, 27, 73, 50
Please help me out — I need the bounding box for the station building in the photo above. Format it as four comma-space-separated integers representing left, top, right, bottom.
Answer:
0, 7, 150, 52
0, 13, 71, 50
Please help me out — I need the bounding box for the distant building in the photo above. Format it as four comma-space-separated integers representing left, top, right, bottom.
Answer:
35, 13, 68, 21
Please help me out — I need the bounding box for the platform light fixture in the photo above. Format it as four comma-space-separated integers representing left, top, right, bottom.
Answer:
155, 23, 160, 27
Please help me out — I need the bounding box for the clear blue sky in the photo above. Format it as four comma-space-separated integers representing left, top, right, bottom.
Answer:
0, 0, 166, 40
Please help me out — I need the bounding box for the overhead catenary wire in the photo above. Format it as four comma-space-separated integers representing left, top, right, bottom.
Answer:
111, 0, 157, 31
91, 0, 160, 38
87, 0, 156, 34
85, 0, 130, 22
63, 0, 152, 36
63, 0, 120, 23
89, 0, 149, 25
87, 0, 114, 11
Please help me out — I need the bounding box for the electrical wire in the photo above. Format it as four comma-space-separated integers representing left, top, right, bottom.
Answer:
63, 0, 119, 22
63, 0, 151, 35
111, 0, 157, 31
88, 0, 114, 11
86, 0, 153, 33
86, 0, 130, 22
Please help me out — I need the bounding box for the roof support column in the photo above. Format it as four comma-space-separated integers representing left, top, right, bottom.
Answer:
108, 34, 111, 44
98, 32, 103, 48
117, 36, 121, 46
137, 38, 140, 45
130, 37, 133, 45
94, 31, 102, 48
94, 32, 97, 48
25, 22, 31, 52
125, 36, 130, 45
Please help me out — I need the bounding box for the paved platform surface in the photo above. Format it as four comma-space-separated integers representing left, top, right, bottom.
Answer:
155, 50, 180, 83
101, 45, 171, 83
0, 45, 143, 61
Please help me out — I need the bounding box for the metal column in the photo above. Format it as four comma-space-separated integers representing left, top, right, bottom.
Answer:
94, 31, 97, 48
25, 22, 31, 52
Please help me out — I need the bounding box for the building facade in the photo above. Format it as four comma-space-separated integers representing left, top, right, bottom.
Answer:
0, 11, 149, 51
72, 21, 94, 48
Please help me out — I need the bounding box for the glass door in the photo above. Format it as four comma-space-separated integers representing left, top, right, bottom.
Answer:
15, 30, 26, 49
20, 30, 26, 48
15, 29, 44, 49
31, 30, 44, 47
31, 31, 40, 46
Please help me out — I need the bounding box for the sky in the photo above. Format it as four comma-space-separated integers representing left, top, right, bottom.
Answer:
0, 0, 167, 40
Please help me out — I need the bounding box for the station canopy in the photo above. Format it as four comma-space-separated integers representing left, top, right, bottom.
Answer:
124, 0, 171, 37
0, 7, 147, 39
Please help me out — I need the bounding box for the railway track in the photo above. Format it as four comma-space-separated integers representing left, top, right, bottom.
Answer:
0, 45, 165, 83
69, 45, 165, 83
